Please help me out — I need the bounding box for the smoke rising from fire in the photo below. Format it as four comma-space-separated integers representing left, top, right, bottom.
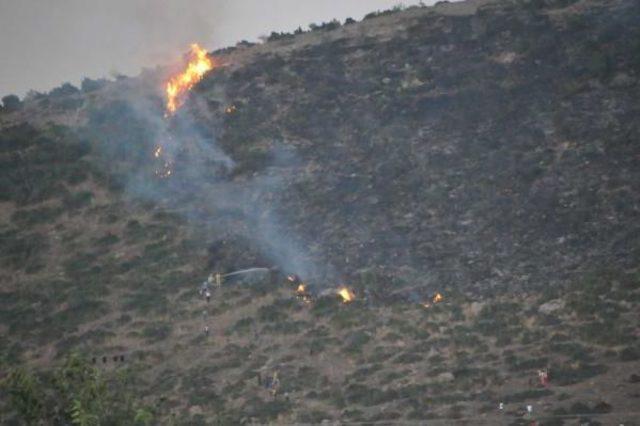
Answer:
89, 45, 327, 282
0, 0, 430, 97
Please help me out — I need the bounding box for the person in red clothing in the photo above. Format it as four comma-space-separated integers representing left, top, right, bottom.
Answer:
537, 369, 549, 386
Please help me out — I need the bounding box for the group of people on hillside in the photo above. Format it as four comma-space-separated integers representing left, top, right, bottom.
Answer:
199, 273, 218, 336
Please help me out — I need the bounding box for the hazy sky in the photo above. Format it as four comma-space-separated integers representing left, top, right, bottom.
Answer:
0, 0, 444, 98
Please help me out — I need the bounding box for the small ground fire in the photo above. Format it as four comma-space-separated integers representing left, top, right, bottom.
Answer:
422, 292, 444, 309
337, 286, 355, 303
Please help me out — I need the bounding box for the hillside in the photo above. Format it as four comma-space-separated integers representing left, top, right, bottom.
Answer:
1, 0, 640, 424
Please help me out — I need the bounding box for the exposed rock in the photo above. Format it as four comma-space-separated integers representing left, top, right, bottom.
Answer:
610, 72, 637, 88
188, 405, 203, 416
539, 299, 565, 315
494, 51, 517, 64
435, 372, 455, 382
467, 301, 486, 317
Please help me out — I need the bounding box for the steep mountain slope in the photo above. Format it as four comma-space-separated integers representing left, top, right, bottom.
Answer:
1, 0, 640, 424
205, 0, 640, 293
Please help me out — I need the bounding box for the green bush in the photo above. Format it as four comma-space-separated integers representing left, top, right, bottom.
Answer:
549, 341, 593, 362
363, 347, 392, 366
578, 320, 630, 346
63, 252, 99, 277
49, 82, 80, 97
231, 317, 255, 335
619, 346, 640, 362
502, 388, 553, 403
1, 94, 22, 111
123, 290, 168, 315
507, 356, 548, 372
344, 383, 397, 406
11, 206, 64, 228
45, 300, 109, 341
297, 409, 332, 423
244, 397, 292, 422
552, 363, 607, 386
2, 354, 154, 424
343, 330, 371, 354
142, 322, 172, 342
262, 319, 308, 335
81, 77, 108, 92
475, 302, 522, 337
97, 233, 120, 246
311, 296, 341, 316
395, 352, 423, 364
63, 191, 93, 210
257, 304, 287, 323
0, 230, 49, 271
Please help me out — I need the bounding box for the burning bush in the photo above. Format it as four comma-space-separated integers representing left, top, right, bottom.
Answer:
337, 286, 356, 303
165, 43, 214, 115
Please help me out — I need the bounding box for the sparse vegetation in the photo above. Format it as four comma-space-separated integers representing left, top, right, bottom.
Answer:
1, 94, 22, 112
2, 353, 154, 425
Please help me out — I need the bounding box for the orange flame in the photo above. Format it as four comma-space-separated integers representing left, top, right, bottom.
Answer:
297, 284, 306, 294
165, 43, 214, 114
422, 292, 444, 309
337, 287, 355, 303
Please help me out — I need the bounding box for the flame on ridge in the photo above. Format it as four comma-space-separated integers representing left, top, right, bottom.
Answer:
165, 43, 214, 115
